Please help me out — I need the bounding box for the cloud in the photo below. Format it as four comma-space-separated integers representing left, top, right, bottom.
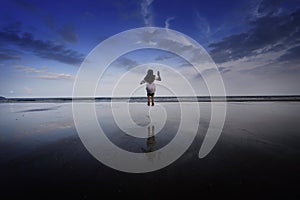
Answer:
140, 0, 154, 26
248, 0, 284, 20
24, 86, 33, 94
0, 48, 21, 61
278, 45, 300, 63
0, 24, 84, 65
0, 53, 18, 61
217, 66, 232, 74
15, 65, 44, 73
194, 66, 231, 79
165, 17, 175, 29
15, 65, 74, 80
2, 21, 22, 34
30, 73, 73, 80
155, 54, 176, 61
136, 29, 213, 68
57, 24, 78, 43
13, 0, 39, 13
209, 8, 300, 64
195, 11, 211, 38
114, 57, 139, 70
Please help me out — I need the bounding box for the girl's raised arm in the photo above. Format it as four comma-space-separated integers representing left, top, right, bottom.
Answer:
156, 71, 161, 81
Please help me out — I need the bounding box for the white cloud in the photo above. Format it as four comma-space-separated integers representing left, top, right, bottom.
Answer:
15, 65, 45, 73
15, 65, 74, 80
140, 0, 154, 26
249, 0, 284, 20
165, 17, 175, 29
195, 11, 211, 38
219, 49, 286, 73
29, 73, 73, 80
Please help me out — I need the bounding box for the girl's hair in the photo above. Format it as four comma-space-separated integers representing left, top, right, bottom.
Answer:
144, 69, 155, 84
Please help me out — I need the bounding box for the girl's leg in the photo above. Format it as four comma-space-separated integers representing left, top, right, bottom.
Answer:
151, 96, 154, 106
147, 96, 150, 106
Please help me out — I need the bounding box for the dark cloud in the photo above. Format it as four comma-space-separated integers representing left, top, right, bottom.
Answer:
157, 38, 194, 53
2, 21, 22, 34
278, 45, 300, 63
251, 0, 284, 19
0, 48, 21, 61
13, 0, 39, 13
197, 66, 231, 78
0, 24, 84, 65
138, 29, 212, 65
0, 53, 20, 61
217, 66, 231, 74
155, 54, 176, 61
57, 24, 78, 43
115, 57, 139, 69
209, 8, 300, 64
138, 29, 161, 44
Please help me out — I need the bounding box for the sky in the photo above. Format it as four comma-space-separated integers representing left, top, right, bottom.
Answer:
0, 0, 300, 97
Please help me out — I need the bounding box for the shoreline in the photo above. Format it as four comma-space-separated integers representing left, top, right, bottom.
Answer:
1, 95, 300, 103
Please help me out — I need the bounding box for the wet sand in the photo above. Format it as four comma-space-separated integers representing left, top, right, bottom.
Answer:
0, 102, 300, 199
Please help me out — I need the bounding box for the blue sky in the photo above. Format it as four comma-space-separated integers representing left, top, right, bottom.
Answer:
0, 0, 300, 97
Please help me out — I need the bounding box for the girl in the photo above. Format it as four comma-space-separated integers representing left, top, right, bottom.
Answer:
140, 69, 161, 106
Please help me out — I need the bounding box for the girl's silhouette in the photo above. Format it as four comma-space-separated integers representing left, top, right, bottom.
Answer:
140, 69, 161, 106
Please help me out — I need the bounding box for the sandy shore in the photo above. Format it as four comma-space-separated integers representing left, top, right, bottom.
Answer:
0, 102, 300, 198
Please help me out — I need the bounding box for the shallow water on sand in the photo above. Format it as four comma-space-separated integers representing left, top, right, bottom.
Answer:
0, 102, 300, 198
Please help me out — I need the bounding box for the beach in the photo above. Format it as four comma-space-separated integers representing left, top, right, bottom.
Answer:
1, 101, 300, 198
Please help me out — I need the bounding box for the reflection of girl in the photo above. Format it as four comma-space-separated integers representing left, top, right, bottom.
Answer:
140, 69, 161, 106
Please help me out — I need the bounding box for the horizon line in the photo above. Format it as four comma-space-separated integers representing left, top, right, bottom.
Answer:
1, 95, 300, 103
1, 95, 300, 99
